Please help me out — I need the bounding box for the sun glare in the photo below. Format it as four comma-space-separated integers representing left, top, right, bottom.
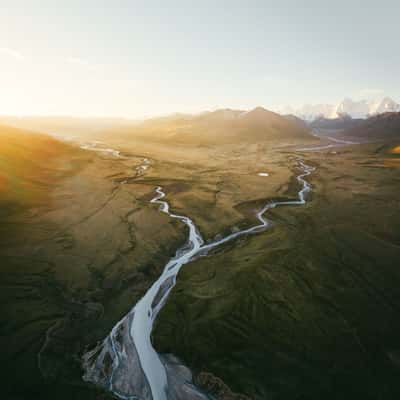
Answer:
391, 145, 400, 154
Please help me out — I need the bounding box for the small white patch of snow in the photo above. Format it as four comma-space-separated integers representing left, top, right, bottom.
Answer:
258, 172, 269, 177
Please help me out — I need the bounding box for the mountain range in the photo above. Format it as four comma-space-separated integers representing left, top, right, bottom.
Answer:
91, 107, 313, 146
282, 97, 400, 121
343, 112, 400, 141
310, 111, 400, 142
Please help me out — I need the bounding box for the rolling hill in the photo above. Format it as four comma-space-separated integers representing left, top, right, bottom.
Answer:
96, 107, 313, 146
310, 115, 363, 131
0, 124, 83, 218
343, 112, 400, 141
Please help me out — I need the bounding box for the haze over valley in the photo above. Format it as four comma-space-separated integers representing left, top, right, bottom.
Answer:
1, 2, 400, 400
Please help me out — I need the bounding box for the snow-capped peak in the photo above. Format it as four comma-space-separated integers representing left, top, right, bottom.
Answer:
283, 96, 400, 121
369, 97, 400, 115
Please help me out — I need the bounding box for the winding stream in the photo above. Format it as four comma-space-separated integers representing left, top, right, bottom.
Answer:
297, 130, 358, 151
83, 158, 315, 400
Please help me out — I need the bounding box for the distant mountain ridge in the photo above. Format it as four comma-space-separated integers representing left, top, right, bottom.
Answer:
282, 97, 400, 121
310, 114, 364, 131
96, 106, 313, 146
343, 112, 400, 141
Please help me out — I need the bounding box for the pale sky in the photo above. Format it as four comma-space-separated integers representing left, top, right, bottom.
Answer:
1, 0, 399, 117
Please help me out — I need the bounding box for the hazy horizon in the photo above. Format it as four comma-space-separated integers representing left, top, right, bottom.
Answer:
1, 0, 400, 118
1, 4, 400, 399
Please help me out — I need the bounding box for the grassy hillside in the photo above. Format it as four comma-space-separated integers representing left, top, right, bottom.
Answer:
343, 112, 400, 141
153, 143, 400, 400
0, 125, 81, 217
0, 126, 188, 399
310, 115, 363, 131
3, 120, 398, 399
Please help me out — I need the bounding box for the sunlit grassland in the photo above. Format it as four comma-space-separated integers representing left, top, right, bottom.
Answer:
153, 143, 400, 400
0, 125, 87, 218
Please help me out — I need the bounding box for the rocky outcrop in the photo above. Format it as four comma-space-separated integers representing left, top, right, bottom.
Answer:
194, 372, 251, 400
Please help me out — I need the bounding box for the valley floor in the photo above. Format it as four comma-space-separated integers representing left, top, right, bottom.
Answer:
153, 143, 400, 399
1, 136, 400, 399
